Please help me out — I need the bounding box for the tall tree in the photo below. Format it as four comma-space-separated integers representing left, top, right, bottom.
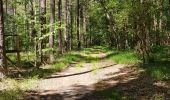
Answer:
39, 0, 46, 62
29, 0, 35, 38
70, 0, 74, 50
77, 0, 81, 50
64, 0, 71, 51
49, 0, 55, 63
0, 0, 7, 73
82, 3, 87, 48
5, 0, 7, 13
58, 0, 63, 54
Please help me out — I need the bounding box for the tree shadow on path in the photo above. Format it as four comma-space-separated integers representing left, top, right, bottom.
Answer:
79, 67, 170, 100
25, 66, 170, 100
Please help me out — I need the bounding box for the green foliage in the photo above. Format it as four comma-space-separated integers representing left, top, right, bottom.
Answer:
151, 45, 170, 61
142, 61, 170, 81
95, 89, 127, 100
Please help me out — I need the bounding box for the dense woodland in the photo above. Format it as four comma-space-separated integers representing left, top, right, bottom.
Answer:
0, 0, 170, 99
0, 0, 170, 68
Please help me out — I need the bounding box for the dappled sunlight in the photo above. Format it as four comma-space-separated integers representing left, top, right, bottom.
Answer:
80, 68, 170, 100
0, 78, 38, 100
1, 47, 170, 99
141, 61, 170, 80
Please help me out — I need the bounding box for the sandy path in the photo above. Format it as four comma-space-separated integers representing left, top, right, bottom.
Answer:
26, 53, 126, 100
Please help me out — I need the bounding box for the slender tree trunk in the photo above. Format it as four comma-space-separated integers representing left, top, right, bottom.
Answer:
49, 0, 55, 63
70, 0, 74, 50
64, 0, 69, 51
5, 0, 7, 13
77, 0, 81, 50
0, 0, 7, 73
157, 1, 163, 45
168, 0, 170, 45
39, 0, 46, 63
29, 0, 36, 38
32, 0, 38, 67
82, 5, 87, 48
67, 0, 71, 51
58, 0, 63, 54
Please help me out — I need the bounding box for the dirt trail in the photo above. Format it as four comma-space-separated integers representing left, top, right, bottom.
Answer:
24, 49, 170, 100
26, 53, 127, 100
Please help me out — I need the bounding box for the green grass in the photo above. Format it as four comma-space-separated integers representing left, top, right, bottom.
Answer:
109, 51, 141, 64
141, 45, 170, 81
0, 78, 38, 100
22, 69, 55, 78
141, 61, 170, 81
0, 90, 23, 100
93, 89, 127, 100
52, 47, 111, 71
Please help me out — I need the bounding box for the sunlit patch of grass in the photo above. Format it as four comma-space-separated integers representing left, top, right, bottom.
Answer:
92, 62, 98, 74
53, 53, 84, 71
53, 62, 67, 71
109, 51, 141, 64
0, 78, 38, 100
0, 90, 23, 100
7, 52, 35, 63
59, 53, 81, 63
76, 62, 85, 69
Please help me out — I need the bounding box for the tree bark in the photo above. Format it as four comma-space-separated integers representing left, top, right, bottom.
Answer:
64, 0, 69, 51
77, 0, 81, 50
39, 0, 46, 63
70, 0, 74, 50
58, 0, 63, 54
0, 0, 7, 73
49, 0, 55, 63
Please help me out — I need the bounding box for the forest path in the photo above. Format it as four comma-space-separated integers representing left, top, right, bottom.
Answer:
25, 49, 130, 100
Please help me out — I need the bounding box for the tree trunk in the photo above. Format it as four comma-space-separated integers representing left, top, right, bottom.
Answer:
29, 0, 36, 38
0, 0, 7, 74
82, 5, 87, 48
5, 0, 7, 13
58, 0, 63, 54
64, 0, 69, 51
49, 0, 55, 63
67, 0, 71, 51
39, 0, 46, 63
77, 0, 81, 50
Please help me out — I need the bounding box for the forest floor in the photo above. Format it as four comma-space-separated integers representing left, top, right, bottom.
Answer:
1, 47, 170, 100
24, 47, 170, 100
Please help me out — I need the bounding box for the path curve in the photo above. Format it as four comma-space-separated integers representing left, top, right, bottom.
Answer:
26, 53, 127, 100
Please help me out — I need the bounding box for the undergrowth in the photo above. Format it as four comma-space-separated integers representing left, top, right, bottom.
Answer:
109, 51, 141, 64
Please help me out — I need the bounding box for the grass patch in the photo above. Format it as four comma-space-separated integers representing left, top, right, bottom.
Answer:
109, 51, 141, 64
22, 69, 55, 78
141, 61, 170, 81
0, 90, 23, 100
92, 62, 98, 74
0, 78, 38, 100
94, 89, 127, 100
75, 62, 85, 69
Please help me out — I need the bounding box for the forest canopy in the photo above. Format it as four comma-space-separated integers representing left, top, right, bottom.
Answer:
0, 0, 169, 73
